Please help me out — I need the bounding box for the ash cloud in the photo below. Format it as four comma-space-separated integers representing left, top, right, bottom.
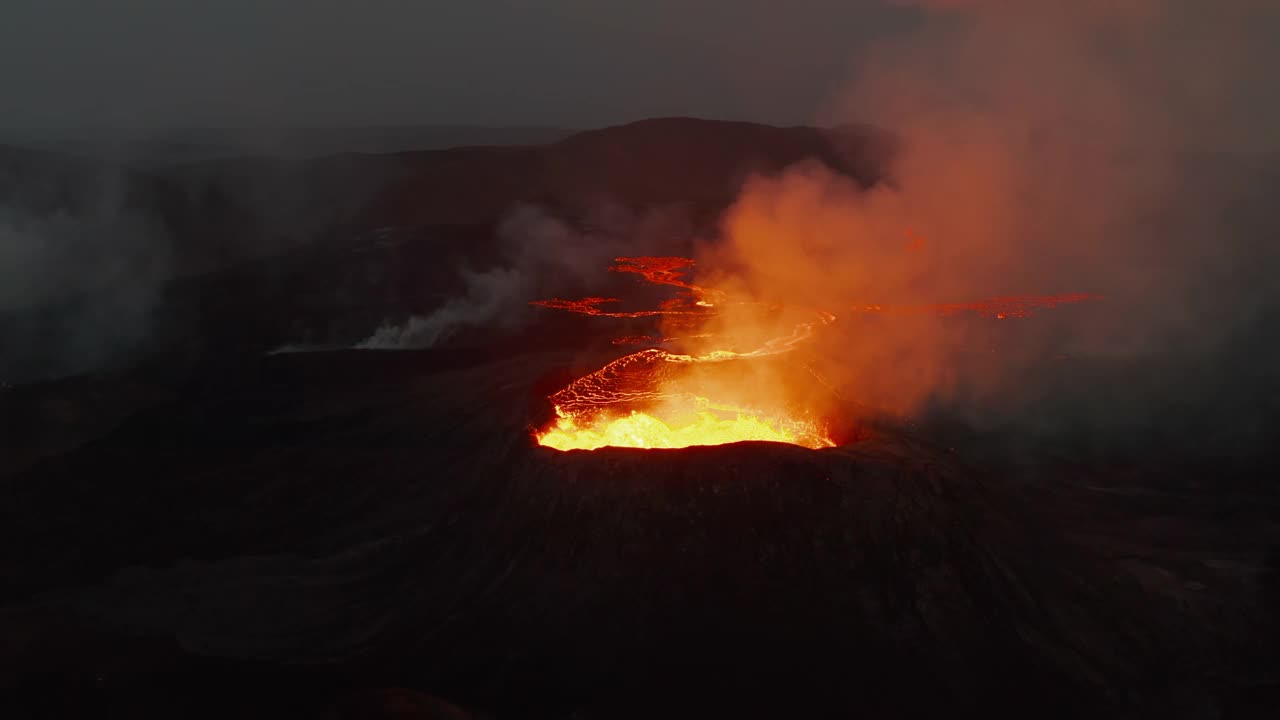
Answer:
694, 0, 1280, 458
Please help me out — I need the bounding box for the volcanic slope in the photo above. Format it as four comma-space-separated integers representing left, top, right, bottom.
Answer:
2, 346, 1276, 718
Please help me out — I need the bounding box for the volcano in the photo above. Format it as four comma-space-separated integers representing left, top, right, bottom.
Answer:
2, 118, 1279, 718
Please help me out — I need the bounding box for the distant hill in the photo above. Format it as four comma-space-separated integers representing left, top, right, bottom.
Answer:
0, 125, 576, 169
364, 117, 893, 227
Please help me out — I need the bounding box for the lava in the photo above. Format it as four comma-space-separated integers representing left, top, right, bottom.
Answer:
611, 335, 675, 347
536, 347, 835, 450
538, 258, 1098, 323
531, 258, 838, 451
538, 407, 834, 451
611, 256, 724, 307
530, 257, 722, 320
531, 254, 1098, 452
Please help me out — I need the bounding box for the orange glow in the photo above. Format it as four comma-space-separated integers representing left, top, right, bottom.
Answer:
531, 257, 722, 320
534, 346, 835, 451
530, 258, 842, 451
611, 334, 674, 346
854, 293, 1103, 319
538, 404, 834, 451
531, 252, 1098, 451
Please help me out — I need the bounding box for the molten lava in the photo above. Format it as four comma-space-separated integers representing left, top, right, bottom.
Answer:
538, 409, 833, 451
531, 255, 1097, 452
530, 257, 840, 451
535, 347, 835, 451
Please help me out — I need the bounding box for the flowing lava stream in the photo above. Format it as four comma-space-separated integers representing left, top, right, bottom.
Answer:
537, 348, 837, 451
532, 256, 1097, 451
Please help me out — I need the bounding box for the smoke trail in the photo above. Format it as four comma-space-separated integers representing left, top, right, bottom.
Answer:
356, 203, 692, 349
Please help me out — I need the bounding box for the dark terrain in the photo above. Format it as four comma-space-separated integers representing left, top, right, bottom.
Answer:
1, 118, 1278, 717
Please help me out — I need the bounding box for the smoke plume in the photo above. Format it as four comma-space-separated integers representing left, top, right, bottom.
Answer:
358, 203, 692, 349
692, 0, 1280, 452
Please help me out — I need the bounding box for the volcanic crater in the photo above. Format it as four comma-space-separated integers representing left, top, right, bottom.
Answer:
2, 118, 1278, 718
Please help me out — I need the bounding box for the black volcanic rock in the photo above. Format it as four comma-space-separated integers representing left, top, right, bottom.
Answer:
2, 348, 1273, 717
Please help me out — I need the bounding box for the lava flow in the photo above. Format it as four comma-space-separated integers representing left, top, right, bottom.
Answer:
538, 409, 831, 451
532, 255, 1097, 452
532, 257, 838, 451
536, 348, 836, 451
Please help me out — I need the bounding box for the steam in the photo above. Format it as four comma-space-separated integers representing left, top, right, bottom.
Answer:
358, 265, 524, 349
358, 203, 691, 349
693, 0, 1280, 448
0, 158, 171, 383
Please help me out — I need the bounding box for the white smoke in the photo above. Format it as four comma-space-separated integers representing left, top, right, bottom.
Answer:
0, 159, 172, 382
357, 266, 523, 349
355, 202, 690, 349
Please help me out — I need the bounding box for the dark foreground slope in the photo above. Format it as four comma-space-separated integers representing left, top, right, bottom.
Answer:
1, 345, 1277, 718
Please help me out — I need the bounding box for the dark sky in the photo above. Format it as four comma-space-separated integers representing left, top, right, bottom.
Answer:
0, 1, 916, 130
